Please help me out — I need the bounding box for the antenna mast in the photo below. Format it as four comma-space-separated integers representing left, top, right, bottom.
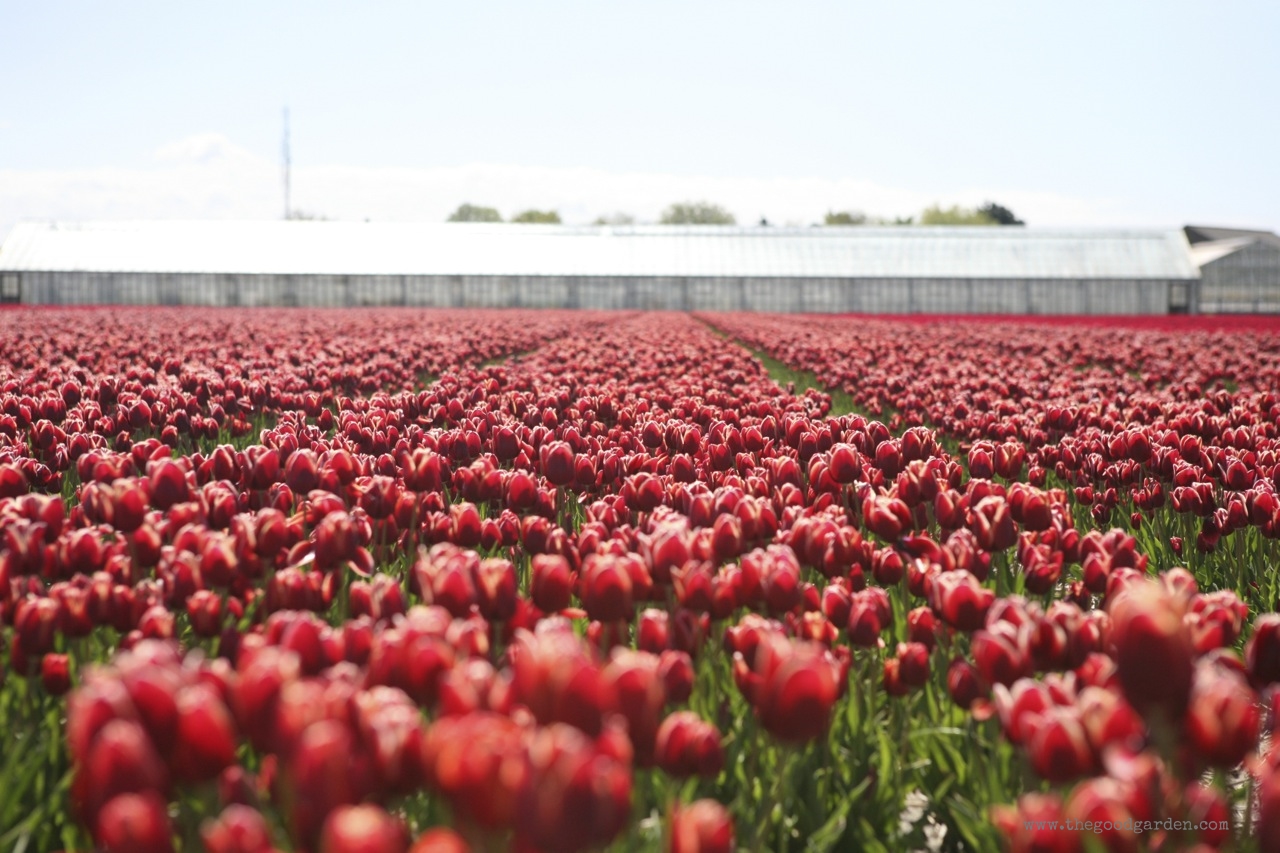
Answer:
282, 107, 292, 220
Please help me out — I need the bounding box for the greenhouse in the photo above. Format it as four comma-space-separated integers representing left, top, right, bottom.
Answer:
0, 220, 1204, 314
1185, 226, 1280, 313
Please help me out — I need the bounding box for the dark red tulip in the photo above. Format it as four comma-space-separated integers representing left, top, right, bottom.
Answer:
422, 712, 526, 830
528, 554, 571, 613
541, 441, 576, 487
737, 633, 845, 745
41, 652, 72, 696
1248, 613, 1280, 687
658, 650, 695, 704
946, 658, 989, 710
1024, 707, 1095, 783
929, 571, 993, 632
515, 723, 632, 853
76, 718, 169, 825
172, 683, 238, 783
1108, 579, 1194, 720
579, 553, 635, 623
862, 495, 912, 540
894, 641, 930, 688
969, 496, 1016, 552
655, 711, 724, 778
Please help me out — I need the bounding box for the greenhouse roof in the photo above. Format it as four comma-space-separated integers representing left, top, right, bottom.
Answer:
1188, 237, 1257, 268
0, 221, 1199, 280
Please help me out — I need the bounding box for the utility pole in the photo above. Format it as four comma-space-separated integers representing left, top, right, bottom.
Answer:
282, 106, 292, 220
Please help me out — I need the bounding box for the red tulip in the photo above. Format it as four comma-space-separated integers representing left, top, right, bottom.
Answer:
946, 659, 989, 711
847, 588, 890, 647
285, 449, 322, 493
969, 496, 1016, 552
422, 712, 526, 830
531, 553, 574, 613
906, 606, 938, 650
201, 804, 275, 853
658, 650, 695, 704
187, 589, 224, 638
1184, 660, 1260, 768
862, 495, 912, 540
929, 571, 993, 632
473, 557, 517, 622
412, 544, 479, 618
410, 828, 471, 853
172, 683, 238, 783
1108, 578, 1194, 721
655, 711, 724, 778
579, 553, 636, 623
991, 794, 1079, 853
967, 443, 995, 480
603, 650, 667, 766
894, 641, 930, 689
508, 624, 615, 736
971, 624, 1030, 687
319, 805, 409, 853
737, 634, 845, 744
95, 792, 174, 853
515, 723, 632, 853
1248, 613, 1280, 687
76, 718, 169, 825
1024, 706, 1095, 783
669, 799, 735, 853
41, 652, 72, 696
828, 444, 862, 484
541, 441, 576, 487
1062, 778, 1137, 853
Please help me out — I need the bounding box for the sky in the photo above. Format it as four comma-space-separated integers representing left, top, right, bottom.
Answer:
2, 1, 1278, 240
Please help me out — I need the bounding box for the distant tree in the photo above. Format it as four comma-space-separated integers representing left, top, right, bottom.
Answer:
592, 212, 636, 226
447, 203, 502, 222
824, 210, 867, 226
919, 204, 997, 226
978, 201, 1024, 225
659, 201, 736, 225
511, 209, 562, 224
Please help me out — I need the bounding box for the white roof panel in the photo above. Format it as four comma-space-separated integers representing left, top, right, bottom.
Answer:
0, 221, 1199, 280
1188, 237, 1267, 268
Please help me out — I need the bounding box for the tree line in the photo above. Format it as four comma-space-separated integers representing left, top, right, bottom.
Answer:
447, 200, 1024, 226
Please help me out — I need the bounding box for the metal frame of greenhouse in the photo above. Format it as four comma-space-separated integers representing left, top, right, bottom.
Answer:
0, 220, 1229, 314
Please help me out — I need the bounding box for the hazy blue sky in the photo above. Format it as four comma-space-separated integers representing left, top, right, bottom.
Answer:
2, 1, 1277, 236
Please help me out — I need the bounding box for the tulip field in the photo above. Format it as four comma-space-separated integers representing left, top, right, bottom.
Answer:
4, 307, 1280, 853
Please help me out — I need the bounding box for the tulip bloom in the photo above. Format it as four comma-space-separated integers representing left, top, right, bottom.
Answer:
1107, 579, 1194, 721
736, 633, 846, 744
515, 723, 632, 853
95, 792, 174, 853
201, 805, 275, 853
1248, 613, 1280, 687
1184, 661, 1260, 768
579, 554, 636, 623
540, 441, 576, 487
319, 805, 409, 853
670, 799, 735, 853
929, 571, 993, 633
41, 652, 72, 696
